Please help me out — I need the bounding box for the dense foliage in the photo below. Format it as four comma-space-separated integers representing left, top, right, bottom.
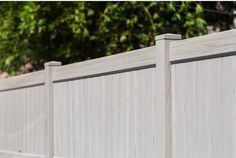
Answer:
0, 2, 208, 75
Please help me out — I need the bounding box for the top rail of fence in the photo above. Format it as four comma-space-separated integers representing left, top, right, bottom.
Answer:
170, 29, 236, 64
0, 70, 44, 92
52, 46, 156, 83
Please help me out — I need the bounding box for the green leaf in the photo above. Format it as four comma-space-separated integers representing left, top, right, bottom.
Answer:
153, 13, 159, 20
167, 2, 176, 12
5, 55, 17, 66
120, 35, 127, 42
195, 4, 203, 14
88, 9, 94, 16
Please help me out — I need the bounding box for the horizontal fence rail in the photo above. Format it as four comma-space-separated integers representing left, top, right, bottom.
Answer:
52, 46, 157, 83
170, 29, 236, 63
0, 29, 236, 158
0, 70, 44, 92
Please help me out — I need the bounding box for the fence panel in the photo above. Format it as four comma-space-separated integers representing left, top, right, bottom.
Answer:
171, 30, 236, 158
50, 45, 162, 158
53, 68, 158, 158
0, 71, 46, 158
172, 57, 236, 158
0, 86, 45, 158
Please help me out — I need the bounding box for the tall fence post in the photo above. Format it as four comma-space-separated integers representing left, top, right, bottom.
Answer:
44, 61, 61, 158
155, 34, 181, 158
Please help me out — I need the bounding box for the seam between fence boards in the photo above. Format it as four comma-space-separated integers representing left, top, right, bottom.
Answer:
53, 64, 156, 83
0, 83, 44, 92
171, 51, 236, 64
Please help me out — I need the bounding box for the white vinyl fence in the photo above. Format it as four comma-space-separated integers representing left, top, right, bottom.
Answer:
0, 29, 236, 158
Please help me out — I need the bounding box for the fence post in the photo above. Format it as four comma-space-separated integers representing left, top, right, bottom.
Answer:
155, 34, 181, 158
44, 61, 61, 158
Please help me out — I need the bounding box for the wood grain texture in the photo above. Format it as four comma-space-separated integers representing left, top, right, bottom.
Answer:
52, 46, 156, 82
0, 71, 44, 91
170, 29, 236, 62
53, 68, 158, 158
172, 56, 236, 158
0, 86, 46, 158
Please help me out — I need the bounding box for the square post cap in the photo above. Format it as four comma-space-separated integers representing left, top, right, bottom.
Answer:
44, 61, 62, 67
155, 33, 182, 41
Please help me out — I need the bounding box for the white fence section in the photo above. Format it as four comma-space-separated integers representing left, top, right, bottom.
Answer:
170, 30, 236, 158
0, 71, 45, 158
0, 29, 236, 158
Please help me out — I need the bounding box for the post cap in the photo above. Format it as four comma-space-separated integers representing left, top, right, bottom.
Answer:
155, 33, 182, 41
44, 61, 62, 67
